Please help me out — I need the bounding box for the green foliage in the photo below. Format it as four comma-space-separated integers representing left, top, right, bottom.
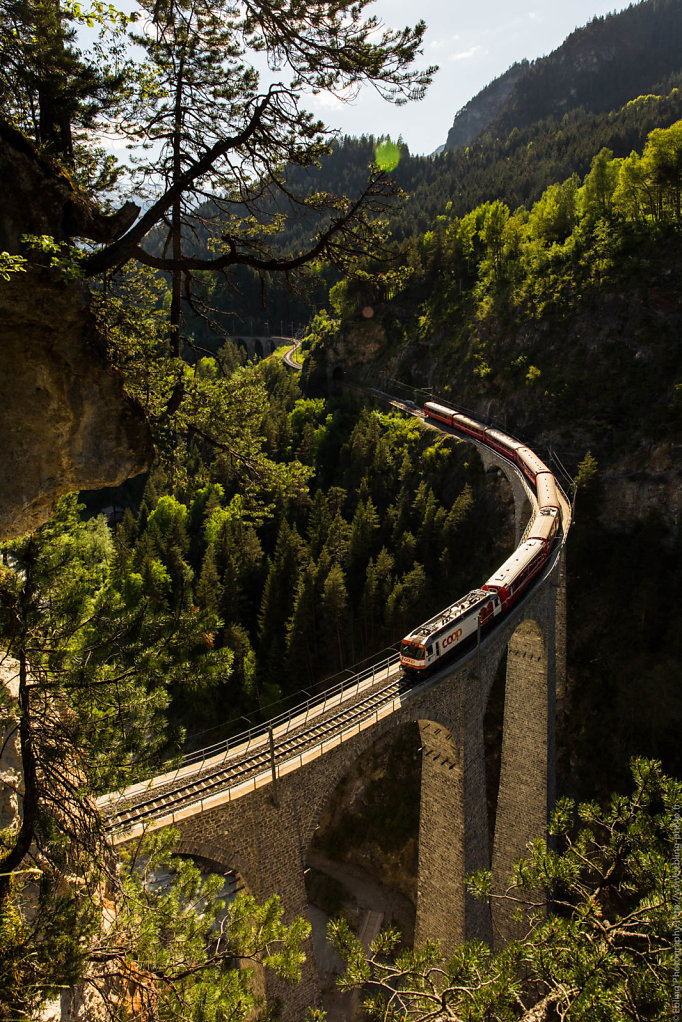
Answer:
20, 233, 85, 281
0, 824, 309, 1022
330, 760, 680, 1021
0, 250, 27, 279
0, 495, 231, 793
0, 486, 332, 1019
575, 450, 598, 489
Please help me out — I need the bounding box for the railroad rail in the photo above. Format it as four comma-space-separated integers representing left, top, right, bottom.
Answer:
102, 660, 405, 834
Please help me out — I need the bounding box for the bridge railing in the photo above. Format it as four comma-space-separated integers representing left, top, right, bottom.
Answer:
107, 650, 401, 803
181, 650, 399, 766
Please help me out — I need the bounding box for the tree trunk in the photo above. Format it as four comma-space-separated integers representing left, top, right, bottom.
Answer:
170, 48, 186, 358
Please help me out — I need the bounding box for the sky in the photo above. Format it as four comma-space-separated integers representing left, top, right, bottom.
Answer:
305, 0, 632, 156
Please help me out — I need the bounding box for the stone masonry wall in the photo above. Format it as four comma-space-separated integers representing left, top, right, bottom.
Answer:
491, 605, 557, 946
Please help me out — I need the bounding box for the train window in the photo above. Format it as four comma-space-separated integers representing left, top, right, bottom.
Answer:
426, 645, 433, 656
401, 641, 426, 660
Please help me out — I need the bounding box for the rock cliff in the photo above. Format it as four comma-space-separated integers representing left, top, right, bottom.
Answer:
443, 63, 527, 152
0, 121, 151, 539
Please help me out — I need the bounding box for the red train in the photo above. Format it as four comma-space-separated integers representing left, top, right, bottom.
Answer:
400, 402, 562, 673
423, 401, 558, 493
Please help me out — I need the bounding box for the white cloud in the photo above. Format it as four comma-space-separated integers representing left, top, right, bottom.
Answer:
309, 85, 359, 111
449, 44, 485, 62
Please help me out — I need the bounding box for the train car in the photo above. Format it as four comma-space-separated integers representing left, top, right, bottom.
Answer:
527, 509, 560, 545
483, 427, 524, 462
424, 401, 455, 428
450, 412, 486, 441
482, 538, 550, 611
516, 446, 551, 486
424, 402, 488, 442
424, 402, 487, 441
400, 588, 501, 672
536, 471, 560, 514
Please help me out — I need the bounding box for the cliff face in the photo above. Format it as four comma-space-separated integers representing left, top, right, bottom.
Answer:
0, 271, 151, 539
309, 316, 389, 390
313, 271, 682, 537
443, 63, 527, 152
0, 121, 150, 540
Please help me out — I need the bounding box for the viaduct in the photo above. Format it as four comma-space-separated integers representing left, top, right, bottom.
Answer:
101, 409, 569, 1018
231, 334, 290, 360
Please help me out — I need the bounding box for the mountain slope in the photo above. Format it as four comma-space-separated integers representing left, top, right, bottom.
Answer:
443, 0, 682, 150
303, 124, 682, 799
443, 63, 527, 152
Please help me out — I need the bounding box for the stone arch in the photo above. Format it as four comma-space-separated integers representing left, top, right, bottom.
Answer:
174, 836, 253, 896
302, 717, 420, 859
300, 700, 493, 957
253, 337, 265, 359
296, 719, 421, 1005
172, 840, 266, 1000
233, 336, 253, 361
303, 722, 422, 969
491, 615, 555, 946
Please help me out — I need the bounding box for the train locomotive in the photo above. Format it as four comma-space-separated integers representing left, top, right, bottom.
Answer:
400, 402, 562, 674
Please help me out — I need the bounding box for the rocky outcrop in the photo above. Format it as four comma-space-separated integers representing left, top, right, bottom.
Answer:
600, 444, 682, 533
443, 63, 527, 152
0, 656, 21, 829
0, 120, 150, 539
0, 270, 152, 538
0, 120, 139, 252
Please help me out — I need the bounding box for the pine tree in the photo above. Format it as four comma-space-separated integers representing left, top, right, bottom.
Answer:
329, 759, 680, 1022
256, 519, 304, 694
320, 562, 348, 670
285, 560, 320, 686
195, 543, 223, 617
0, 0, 127, 162
346, 497, 380, 600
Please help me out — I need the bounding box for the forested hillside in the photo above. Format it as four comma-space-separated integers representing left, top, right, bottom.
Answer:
199, 0, 682, 333
186, 83, 682, 336
306, 118, 682, 799
482, 0, 682, 142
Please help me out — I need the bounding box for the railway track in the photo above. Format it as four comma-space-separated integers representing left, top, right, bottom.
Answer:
107, 670, 408, 833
